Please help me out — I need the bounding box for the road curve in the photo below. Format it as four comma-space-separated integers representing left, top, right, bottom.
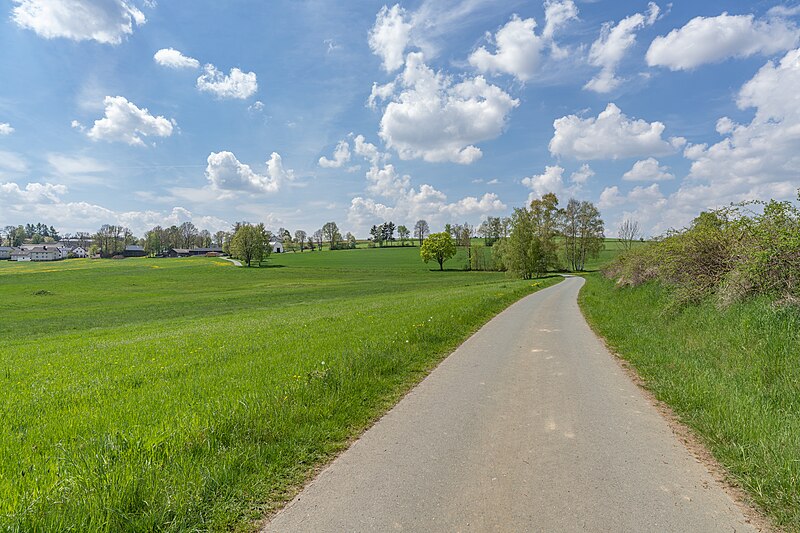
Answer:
263, 276, 757, 532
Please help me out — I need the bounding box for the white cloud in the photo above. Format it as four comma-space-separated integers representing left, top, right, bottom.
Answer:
377, 52, 519, 164
365, 163, 410, 198
681, 47, 800, 204
646, 13, 799, 71
0, 123, 14, 135
154, 48, 200, 69
46, 153, 111, 185
521, 163, 589, 202
549, 103, 675, 160
543, 0, 579, 41
196, 64, 258, 100
248, 100, 264, 113
318, 140, 351, 168
348, 187, 505, 230
469, 3, 578, 82
369, 4, 413, 72
0, 181, 66, 203
469, 15, 544, 82
622, 157, 674, 181
86, 96, 174, 146
369, 81, 396, 109
12, 0, 145, 44
205, 151, 294, 194
569, 163, 594, 184
353, 134, 387, 165
584, 2, 660, 93
0, 152, 28, 174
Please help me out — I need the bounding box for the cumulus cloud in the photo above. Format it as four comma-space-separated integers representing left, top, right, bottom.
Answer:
154, 48, 200, 69
369, 4, 413, 72
196, 64, 258, 99
353, 134, 387, 165
377, 52, 519, 164
205, 151, 294, 194
348, 187, 505, 230
549, 103, 676, 160
469, 15, 544, 82
0, 181, 67, 203
12, 0, 145, 44
86, 96, 174, 146
469, 3, 578, 81
318, 140, 352, 168
584, 2, 660, 93
521, 163, 591, 202
681, 48, 800, 204
365, 163, 410, 198
622, 157, 674, 181
0, 123, 14, 135
646, 13, 799, 71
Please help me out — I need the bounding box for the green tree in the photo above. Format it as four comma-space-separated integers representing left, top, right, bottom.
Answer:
420, 232, 457, 271
322, 222, 341, 250
397, 225, 410, 245
230, 223, 270, 267
562, 199, 604, 271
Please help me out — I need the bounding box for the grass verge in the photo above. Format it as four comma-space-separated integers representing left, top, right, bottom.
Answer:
579, 273, 800, 531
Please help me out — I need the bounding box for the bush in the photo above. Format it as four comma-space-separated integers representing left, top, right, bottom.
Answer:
603, 193, 800, 309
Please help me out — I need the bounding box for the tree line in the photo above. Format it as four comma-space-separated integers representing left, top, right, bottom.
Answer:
420, 194, 605, 277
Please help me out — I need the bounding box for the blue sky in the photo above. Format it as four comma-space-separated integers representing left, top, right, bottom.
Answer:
1, 0, 799, 238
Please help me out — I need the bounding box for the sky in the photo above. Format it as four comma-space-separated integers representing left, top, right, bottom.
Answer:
1, 0, 799, 238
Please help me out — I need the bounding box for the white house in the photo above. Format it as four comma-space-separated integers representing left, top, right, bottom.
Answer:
270, 240, 284, 253
0, 246, 13, 260
71, 246, 88, 258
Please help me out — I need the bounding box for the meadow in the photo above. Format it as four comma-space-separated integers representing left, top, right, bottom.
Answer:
0, 247, 559, 532
580, 274, 800, 530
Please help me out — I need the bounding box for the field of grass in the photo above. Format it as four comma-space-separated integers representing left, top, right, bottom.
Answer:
580, 274, 800, 530
0, 247, 559, 532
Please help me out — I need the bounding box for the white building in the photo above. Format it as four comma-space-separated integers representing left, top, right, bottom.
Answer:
270, 240, 284, 253
29, 246, 61, 261
71, 246, 88, 258
0, 246, 13, 260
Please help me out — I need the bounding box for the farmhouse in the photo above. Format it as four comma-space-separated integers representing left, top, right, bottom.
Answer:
10, 249, 30, 261
270, 239, 284, 253
70, 246, 88, 258
0, 246, 14, 260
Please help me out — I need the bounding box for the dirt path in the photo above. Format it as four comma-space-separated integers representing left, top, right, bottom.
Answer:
263, 277, 758, 532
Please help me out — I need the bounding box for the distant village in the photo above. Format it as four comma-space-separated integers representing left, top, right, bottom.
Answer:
0, 222, 288, 262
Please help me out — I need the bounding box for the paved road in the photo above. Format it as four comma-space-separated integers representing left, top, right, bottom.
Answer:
264, 276, 757, 532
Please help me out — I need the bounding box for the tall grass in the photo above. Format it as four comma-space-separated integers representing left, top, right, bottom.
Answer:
0, 249, 558, 531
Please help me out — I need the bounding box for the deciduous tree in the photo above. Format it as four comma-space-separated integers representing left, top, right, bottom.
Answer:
420, 232, 457, 271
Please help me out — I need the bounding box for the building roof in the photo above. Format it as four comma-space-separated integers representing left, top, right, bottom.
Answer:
171, 248, 190, 254
189, 247, 223, 252
125, 245, 145, 251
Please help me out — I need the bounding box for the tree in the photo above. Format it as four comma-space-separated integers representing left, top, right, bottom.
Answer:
230, 223, 270, 266
498, 194, 562, 279
179, 222, 198, 249
214, 230, 227, 248
397, 225, 410, 245
420, 232, 457, 271
294, 230, 307, 252
562, 199, 605, 271
414, 219, 429, 245
322, 222, 341, 250
619, 219, 640, 250
313, 229, 323, 250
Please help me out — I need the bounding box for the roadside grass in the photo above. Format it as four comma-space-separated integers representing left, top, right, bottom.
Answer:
0, 248, 558, 531
580, 273, 800, 531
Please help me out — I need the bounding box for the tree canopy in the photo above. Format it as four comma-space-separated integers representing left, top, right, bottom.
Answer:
420, 232, 457, 271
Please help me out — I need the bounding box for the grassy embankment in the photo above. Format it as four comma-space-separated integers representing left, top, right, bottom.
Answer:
0, 247, 558, 532
580, 272, 800, 530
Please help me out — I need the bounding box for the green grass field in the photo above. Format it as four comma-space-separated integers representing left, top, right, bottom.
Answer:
0, 247, 559, 532
580, 273, 800, 530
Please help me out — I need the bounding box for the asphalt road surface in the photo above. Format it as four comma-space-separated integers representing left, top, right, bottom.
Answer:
264, 276, 758, 532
